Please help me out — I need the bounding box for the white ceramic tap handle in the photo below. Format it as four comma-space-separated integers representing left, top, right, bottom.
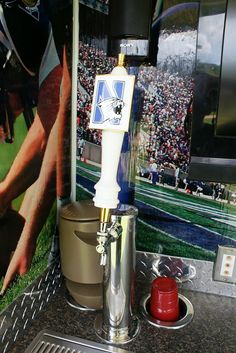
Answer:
90, 60, 135, 209
93, 129, 124, 208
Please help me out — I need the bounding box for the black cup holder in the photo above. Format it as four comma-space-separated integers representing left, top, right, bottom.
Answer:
139, 293, 194, 329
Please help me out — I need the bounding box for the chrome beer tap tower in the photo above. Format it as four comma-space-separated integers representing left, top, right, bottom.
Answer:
89, 54, 140, 344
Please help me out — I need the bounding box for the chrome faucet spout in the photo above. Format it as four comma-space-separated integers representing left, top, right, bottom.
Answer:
96, 221, 122, 266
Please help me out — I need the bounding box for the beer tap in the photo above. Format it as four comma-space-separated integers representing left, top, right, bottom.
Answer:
89, 54, 140, 344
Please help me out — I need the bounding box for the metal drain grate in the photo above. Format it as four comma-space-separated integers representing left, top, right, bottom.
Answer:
29, 340, 80, 352
24, 330, 133, 353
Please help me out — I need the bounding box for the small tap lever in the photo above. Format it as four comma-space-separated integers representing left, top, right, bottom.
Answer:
96, 221, 122, 266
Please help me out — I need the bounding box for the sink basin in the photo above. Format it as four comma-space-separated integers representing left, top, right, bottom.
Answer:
24, 330, 133, 353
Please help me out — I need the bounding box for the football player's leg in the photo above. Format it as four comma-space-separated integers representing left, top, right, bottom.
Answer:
0, 64, 62, 217
1, 119, 58, 292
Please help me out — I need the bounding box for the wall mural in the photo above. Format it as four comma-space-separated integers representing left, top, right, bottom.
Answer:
0, 0, 72, 310
2, 0, 235, 312
76, 0, 236, 263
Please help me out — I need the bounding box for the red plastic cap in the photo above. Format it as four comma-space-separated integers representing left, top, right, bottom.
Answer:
150, 277, 179, 322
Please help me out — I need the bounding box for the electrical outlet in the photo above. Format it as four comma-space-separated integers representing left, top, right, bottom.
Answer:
213, 245, 236, 284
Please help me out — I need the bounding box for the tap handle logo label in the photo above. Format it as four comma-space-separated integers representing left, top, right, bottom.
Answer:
90, 74, 135, 132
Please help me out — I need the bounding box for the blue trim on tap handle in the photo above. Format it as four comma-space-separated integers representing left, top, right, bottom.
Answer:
118, 66, 142, 205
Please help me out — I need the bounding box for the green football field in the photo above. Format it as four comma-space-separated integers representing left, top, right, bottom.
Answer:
0, 115, 27, 210
0, 115, 55, 312
76, 160, 236, 262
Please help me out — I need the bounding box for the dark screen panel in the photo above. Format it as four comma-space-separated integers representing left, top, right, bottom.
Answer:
189, 0, 236, 183
216, 0, 236, 137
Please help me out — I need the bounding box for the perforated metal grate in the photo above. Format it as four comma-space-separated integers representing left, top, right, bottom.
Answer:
29, 340, 82, 353
24, 330, 133, 353
29, 340, 81, 353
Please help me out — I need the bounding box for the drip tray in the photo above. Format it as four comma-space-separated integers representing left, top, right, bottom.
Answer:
24, 330, 133, 353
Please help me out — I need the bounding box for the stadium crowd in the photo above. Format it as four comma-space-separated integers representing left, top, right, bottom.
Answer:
77, 41, 193, 176
137, 65, 193, 173
77, 42, 116, 144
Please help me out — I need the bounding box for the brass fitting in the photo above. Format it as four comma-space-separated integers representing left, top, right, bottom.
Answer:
118, 53, 125, 67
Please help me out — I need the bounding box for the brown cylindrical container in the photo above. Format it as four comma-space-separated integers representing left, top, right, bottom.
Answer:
59, 200, 103, 310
